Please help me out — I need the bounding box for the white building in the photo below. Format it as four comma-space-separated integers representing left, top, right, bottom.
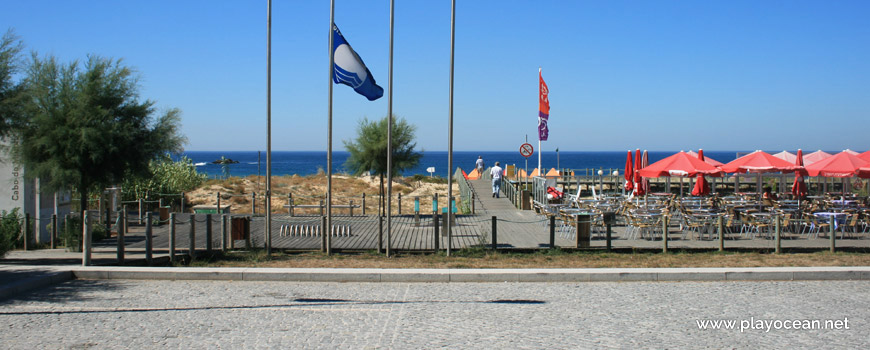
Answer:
1, 141, 71, 243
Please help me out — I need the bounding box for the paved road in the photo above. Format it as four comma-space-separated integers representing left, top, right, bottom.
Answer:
1, 280, 867, 349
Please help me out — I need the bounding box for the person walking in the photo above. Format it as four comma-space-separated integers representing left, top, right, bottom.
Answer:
491, 162, 503, 198
475, 156, 485, 176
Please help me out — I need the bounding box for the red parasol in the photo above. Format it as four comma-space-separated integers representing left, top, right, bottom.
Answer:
805, 151, 870, 177
691, 149, 712, 196
642, 150, 650, 194
624, 150, 634, 192
803, 150, 832, 165
772, 151, 797, 164
719, 150, 797, 174
637, 151, 724, 178
857, 150, 870, 163
791, 149, 807, 198
633, 149, 645, 196
686, 150, 724, 166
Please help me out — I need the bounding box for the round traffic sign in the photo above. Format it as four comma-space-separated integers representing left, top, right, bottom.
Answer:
519, 143, 534, 158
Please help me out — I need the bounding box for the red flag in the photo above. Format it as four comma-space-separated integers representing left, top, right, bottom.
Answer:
538, 69, 549, 141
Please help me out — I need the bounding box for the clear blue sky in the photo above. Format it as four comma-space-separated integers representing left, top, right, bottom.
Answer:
3, 0, 869, 152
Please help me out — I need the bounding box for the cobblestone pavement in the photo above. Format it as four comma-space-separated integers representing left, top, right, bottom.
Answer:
1, 280, 867, 349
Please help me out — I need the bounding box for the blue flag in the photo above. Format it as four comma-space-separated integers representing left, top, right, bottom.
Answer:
332, 24, 383, 101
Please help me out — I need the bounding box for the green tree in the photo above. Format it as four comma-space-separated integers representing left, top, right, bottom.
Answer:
0, 29, 25, 138
343, 115, 422, 214
16, 54, 185, 211
120, 155, 207, 202
0, 209, 22, 258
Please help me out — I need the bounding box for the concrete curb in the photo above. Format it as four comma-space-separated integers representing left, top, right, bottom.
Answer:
0, 270, 74, 300
65, 266, 870, 283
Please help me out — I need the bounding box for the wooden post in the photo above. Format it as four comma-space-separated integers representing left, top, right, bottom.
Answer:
471, 193, 475, 214
251, 192, 256, 215
605, 222, 612, 252
321, 216, 327, 253
549, 216, 555, 249
493, 216, 499, 250
23, 213, 30, 250
361, 193, 366, 215
82, 211, 91, 266
216, 192, 221, 217
181, 192, 185, 213
718, 215, 725, 252
105, 206, 111, 234
118, 210, 125, 264
51, 214, 57, 249
145, 212, 153, 266
169, 213, 176, 262
349, 200, 354, 217
220, 214, 227, 252
662, 215, 669, 253
189, 214, 196, 259
829, 215, 836, 253
433, 213, 440, 252
319, 200, 324, 216
398, 193, 402, 215
205, 213, 213, 252
774, 215, 781, 254
138, 198, 144, 224
378, 214, 384, 254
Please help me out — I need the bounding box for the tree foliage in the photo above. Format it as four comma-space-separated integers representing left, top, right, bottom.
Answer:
343, 115, 422, 177
15, 54, 185, 211
0, 208, 22, 258
0, 29, 25, 138
120, 155, 206, 202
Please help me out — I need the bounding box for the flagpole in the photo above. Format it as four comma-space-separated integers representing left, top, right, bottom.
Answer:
326, 0, 335, 255
386, 0, 394, 258
446, 0, 456, 256
265, 0, 272, 254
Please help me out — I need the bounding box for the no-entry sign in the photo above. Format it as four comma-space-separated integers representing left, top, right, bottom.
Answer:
519, 143, 534, 158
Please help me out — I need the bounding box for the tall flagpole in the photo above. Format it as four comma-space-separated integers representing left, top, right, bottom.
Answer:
265, 0, 272, 254
447, 0, 456, 256
386, 0, 394, 258
538, 67, 542, 174
326, 0, 335, 255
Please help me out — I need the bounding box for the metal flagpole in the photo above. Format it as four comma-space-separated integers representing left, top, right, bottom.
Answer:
447, 0, 456, 256
386, 0, 394, 257
326, 0, 335, 254
265, 0, 272, 254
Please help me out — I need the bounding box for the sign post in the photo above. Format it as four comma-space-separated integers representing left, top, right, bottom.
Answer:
427, 167, 435, 177
520, 142, 534, 186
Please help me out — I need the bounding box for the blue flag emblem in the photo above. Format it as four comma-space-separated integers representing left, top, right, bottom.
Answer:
332, 24, 383, 101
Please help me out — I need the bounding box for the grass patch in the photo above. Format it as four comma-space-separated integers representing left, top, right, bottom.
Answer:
174, 249, 870, 269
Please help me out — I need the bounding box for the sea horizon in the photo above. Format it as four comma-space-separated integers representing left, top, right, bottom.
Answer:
179, 150, 839, 178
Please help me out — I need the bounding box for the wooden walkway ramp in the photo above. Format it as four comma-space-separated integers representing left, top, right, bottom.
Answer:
468, 177, 575, 248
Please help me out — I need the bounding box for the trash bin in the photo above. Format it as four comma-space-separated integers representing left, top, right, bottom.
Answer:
575, 213, 592, 248
231, 216, 250, 241
158, 206, 170, 222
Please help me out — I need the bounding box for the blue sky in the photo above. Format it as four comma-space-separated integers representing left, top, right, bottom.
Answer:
2, 0, 869, 152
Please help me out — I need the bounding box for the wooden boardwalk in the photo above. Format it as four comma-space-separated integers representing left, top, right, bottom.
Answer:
114, 179, 870, 252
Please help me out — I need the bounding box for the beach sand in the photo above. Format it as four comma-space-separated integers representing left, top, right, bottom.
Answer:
187, 174, 459, 214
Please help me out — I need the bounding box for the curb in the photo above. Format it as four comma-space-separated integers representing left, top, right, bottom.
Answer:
67, 266, 870, 283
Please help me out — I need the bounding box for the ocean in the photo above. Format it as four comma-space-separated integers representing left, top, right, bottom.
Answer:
182, 150, 746, 178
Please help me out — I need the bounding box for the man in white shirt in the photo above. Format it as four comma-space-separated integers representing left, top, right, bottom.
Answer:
490, 162, 503, 198
475, 156, 485, 175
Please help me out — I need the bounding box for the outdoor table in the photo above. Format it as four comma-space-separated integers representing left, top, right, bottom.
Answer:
814, 212, 848, 237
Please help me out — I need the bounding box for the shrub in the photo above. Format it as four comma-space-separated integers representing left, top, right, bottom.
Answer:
60, 216, 82, 252
0, 209, 23, 257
